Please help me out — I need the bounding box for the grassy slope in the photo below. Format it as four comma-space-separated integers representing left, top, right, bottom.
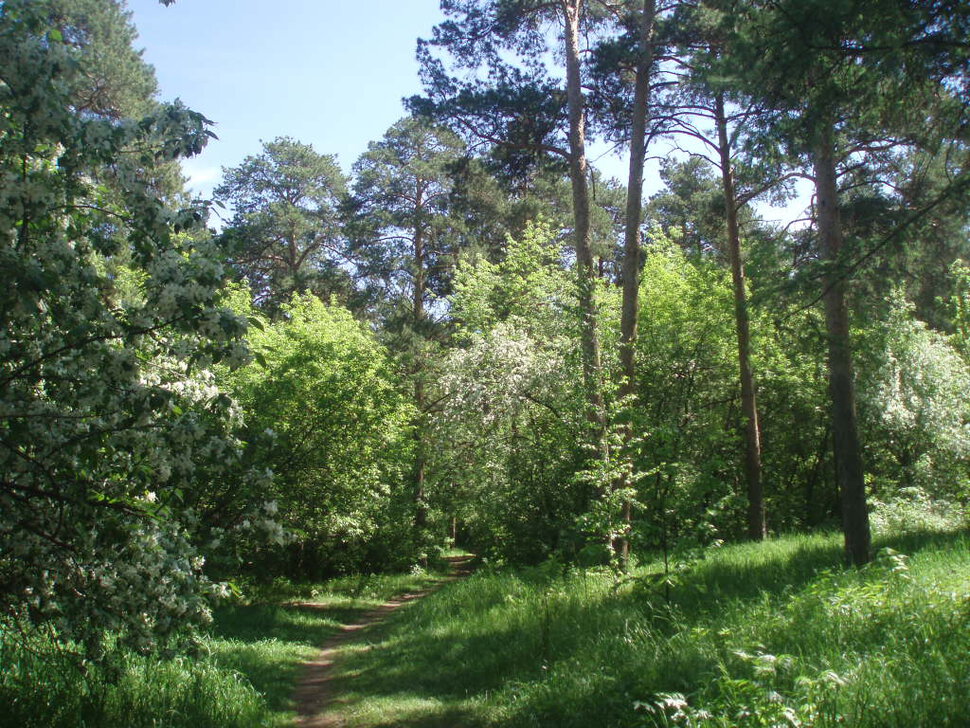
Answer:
322, 529, 970, 727
3, 534, 966, 727
0, 572, 440, 728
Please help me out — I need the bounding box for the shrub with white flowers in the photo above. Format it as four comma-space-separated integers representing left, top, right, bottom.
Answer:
858, 293, 970, 504
0, 0, 265, 657
432, 223, 591, 562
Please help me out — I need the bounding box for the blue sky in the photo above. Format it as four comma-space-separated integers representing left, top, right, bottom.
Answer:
128, 0, 450, 206
127, 0, 805, 227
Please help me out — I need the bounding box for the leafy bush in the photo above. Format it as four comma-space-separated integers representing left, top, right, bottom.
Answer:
858, 294, 970, 503
224, 293, 414, 577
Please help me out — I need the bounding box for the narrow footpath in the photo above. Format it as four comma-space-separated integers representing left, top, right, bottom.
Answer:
293, 555, 476, 727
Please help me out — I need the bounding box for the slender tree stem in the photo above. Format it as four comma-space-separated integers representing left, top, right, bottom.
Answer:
715, 92, 766, 541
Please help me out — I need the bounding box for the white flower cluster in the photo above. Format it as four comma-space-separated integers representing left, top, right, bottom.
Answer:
0, 10, 273, 658
8, 515, 223, 656
437, 322, 566, 428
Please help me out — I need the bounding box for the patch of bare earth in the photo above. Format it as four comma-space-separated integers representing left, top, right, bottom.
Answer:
293, 556, 475, 727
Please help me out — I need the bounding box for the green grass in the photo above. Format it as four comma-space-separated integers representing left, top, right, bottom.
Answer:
3, 534, 967, 727
0, 571, 441, 728
317, 529, 970, 727
439, 547, 476, 558
207, 571, 442, 720
0, 634, 273, 728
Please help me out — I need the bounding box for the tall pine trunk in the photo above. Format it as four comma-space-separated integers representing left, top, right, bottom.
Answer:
413, 189, 428, 532
812, 122, 871, 566
562, 0, 607, 449
615, 0, 657, 566
714, 93, 766, 541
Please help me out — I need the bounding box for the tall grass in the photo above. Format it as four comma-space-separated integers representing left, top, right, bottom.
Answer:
0, 637, 272, 728
322, 529, 970, 727
4, 537, 965, 727
0, 570, 441, 727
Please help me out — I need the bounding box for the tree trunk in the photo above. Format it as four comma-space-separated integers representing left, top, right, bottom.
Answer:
812, 123, 871, 566
413, 378, 427, 530
615, 0, 657, 567
715, 93, 766, 541
562, 0, 607, 451
413, 187, 428, 531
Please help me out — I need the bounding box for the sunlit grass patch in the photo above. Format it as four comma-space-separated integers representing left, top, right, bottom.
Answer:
322, 529, 970, 727
333, 693, 490, 728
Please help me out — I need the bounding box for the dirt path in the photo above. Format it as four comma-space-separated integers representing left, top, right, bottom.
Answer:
293, 556, 475, 727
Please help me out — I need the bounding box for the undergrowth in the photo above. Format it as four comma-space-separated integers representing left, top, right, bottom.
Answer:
3, 535, 966, 727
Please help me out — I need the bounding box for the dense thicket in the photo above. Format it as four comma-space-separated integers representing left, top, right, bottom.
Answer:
222, 292, 414, 576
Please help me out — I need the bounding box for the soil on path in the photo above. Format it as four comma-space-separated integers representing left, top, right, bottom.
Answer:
293, 555, 476, 727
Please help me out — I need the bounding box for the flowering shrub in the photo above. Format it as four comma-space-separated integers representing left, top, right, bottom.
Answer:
858, 294, 970, 502
434, 223, 590, 561
0, 0, 261, 657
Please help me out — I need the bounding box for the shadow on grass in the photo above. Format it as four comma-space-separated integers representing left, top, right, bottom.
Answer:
207, 602, 373, 715
874, 525, 969, 555
318, 527, 969, 728
210, 603, 363, 645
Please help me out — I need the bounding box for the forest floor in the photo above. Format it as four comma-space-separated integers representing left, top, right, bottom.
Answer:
294, 555, 477, 727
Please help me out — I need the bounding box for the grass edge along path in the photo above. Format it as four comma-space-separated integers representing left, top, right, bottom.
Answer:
294, 555, 477, 727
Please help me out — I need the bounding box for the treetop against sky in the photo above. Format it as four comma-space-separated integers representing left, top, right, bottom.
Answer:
127, 1, 678, 210
129, 0, 813, 228
128, 0, 447, 201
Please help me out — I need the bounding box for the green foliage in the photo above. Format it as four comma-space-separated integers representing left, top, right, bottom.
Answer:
415, 0, 568, 183
432, 320, 588, 562
646, 159, 727, 259
6, 4, 970, 720
947, 260, 970, 355
49, 0, 158, 118
438, 223, 849, 560
632, 235, 742, 548
348, 116, 468, 324
216, 137, 351, 313
857, 293, 970, 504
751, 306, 832, 530
452, 219, 571, 338
869, 489, 967, 537
436, 221, 590, 562
0, 568, 443, 727
224, 293, 414, 576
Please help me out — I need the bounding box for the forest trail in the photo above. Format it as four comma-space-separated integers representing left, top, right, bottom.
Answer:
293, 555, 476, 727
